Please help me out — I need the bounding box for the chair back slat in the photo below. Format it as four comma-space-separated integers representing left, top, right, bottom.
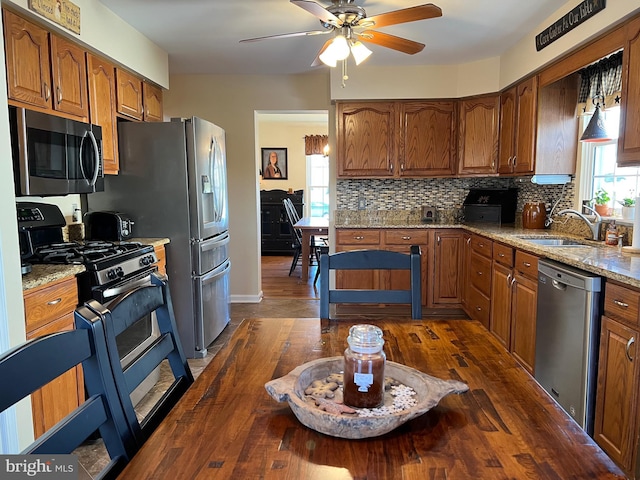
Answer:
75, 274, 194, 448
320, 245, 422, 320
0, 313, 135, 478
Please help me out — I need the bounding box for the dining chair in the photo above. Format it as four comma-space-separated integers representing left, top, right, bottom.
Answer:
75, 274, 194, 449
0, 318, 135, 479
319, 246, 422, 319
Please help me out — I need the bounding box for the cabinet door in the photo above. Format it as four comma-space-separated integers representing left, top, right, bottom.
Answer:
27, 313, 82, 439
513, 76, 538, 174
510, 273, 537, 374
461, 233, 472, 312
618, 16, 640, 166
490, 262, 512, 349
87, 54, 119, 174
337, 102, 396, 177
143, 82, 163, 122
498, 87, 516, 174
50, 34, 88, 118
116, 68, 143, 120
3, 9, 51, 109
400, 101, 456, 176
458, 96, 499, 175
432, 230, 462, 305
593, 315, 639, 471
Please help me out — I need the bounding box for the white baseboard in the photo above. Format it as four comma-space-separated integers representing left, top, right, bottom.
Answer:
230, 291, 263, 303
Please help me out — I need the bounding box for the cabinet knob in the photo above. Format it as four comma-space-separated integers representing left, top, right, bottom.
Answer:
523, 262, 531, 268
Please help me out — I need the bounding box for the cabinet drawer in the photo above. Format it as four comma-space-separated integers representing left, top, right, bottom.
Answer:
24, 278, 78, 332
471, 235, 493, 258
470, 252, 492, 297
493, 243, 514, 267
336, 229, 381, 246
514, 250, 538, 280
383, 229, 429, 245
604, 282, 640, 325
468, 285, 491, 326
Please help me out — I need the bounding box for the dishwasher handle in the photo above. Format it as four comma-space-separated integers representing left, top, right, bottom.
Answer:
551, 279, 568, 291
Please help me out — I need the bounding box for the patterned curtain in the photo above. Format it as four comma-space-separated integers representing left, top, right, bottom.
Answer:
304, 135, 328, 155
577, 51, 623, 114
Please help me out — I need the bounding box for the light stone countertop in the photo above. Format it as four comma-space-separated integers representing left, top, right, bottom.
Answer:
335, 215, 640, 289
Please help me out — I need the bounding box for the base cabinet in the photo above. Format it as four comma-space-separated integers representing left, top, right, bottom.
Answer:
430, 230, 463, 307
23, 276, 82, 439
594, 281, 640, 478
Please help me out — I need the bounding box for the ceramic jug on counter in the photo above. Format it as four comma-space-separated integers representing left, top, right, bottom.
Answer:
522, 202, 547, 229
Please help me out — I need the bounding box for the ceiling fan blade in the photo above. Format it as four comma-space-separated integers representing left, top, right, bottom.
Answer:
311, 39, 334, 67
240, 30, 330, 43
291, 0, 341, 26
358, 30, 425, 55
364, 3, 442, 28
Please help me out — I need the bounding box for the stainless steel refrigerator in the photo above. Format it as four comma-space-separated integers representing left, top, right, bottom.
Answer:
87, 117, 230, 358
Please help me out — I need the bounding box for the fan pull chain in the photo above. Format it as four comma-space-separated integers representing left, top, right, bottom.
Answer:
341, 59, 348, 88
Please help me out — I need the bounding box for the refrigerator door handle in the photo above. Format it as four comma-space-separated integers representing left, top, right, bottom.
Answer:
200, 259, 231, 285
196, 232, 230, 252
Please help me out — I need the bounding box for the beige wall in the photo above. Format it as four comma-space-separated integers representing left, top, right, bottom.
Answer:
163, 74, 331, 301
258, 121, 329, 195
3, 0, 169, 87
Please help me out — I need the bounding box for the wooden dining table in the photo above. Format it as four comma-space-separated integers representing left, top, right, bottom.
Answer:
293, 216, 329, 281
117, 317, 623, 479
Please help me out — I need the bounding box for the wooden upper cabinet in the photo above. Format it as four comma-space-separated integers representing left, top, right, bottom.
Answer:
50, 34, 88, 118
458, 95, 499, 175
498, 77, 537, 175
143, 82, 163, 122
3, 10, 88, 118
116, 67, 143, 120
337, 102, 396, 178
87, 53, 119, 175
399, 101, 456, 177
3, 9, 51, 109
618, 16, 640, 166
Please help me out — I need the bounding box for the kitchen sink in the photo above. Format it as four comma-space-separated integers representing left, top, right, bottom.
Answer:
515, 236, 594, 247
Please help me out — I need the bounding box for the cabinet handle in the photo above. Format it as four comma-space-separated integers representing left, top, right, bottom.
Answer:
437, 235, 441, 245
47, 298, 62, 306
506, 273, 512, 286
478, 243, 484, 248
477, 271, 483, 276
56, 86, 62, 104
614, 299, 629, 308
507, 156, 512, 166
389, 163, 393, 173
401, 236, 411, 240
498, 253, 505, 257
476, 306, 482, 311
626, 336, 635, 362
354, 236, 364, 240
523, 262, 531, 268
513, 156, 517, 166
510, 277, 516, 287
466, 237, 471, 245
43, 82, 50, 101
400, 163, 405, 172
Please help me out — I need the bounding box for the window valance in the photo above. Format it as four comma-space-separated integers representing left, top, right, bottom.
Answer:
304, 135, 328, 155
578, 50, 622, 114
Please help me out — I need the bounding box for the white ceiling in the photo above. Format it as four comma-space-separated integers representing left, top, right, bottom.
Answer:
99, 0, 566, 76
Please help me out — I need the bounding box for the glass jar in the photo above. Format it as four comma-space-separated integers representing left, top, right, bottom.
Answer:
343, 324, 386, 408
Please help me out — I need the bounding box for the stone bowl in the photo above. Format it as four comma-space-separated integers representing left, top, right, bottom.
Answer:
265, 356, 469, 439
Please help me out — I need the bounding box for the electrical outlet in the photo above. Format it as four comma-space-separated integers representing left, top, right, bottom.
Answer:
358, 197, 366, 210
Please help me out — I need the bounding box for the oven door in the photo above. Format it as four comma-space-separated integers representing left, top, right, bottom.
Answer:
100, 270, 161, 406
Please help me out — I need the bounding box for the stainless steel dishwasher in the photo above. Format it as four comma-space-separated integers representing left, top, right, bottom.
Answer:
535, 259, 602, 436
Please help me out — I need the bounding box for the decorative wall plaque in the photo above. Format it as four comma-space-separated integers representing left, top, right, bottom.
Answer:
29, 0, 80, 35
535, 0, 605, 51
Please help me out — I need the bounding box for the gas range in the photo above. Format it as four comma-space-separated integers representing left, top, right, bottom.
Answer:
31, 240, 157, 286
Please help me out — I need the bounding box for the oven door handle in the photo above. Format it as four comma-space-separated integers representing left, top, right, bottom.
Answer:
102, 273, 152, 299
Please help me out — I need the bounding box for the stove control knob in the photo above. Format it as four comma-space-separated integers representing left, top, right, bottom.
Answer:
140, 255, 155, 266
107, 269, 118, 280
116, 267, 124, 278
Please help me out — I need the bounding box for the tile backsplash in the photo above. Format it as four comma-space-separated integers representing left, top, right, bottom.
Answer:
336, 176, 575, 214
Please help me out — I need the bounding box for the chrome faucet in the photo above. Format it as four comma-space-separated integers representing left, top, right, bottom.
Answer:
556, 205, 602, 240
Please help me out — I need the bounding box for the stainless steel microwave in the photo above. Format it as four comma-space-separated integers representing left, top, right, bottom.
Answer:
9, 106, 104, 196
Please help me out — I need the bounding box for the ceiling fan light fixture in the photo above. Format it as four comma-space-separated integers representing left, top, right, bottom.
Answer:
319, 34, 350, 66
350, 40, 372, 65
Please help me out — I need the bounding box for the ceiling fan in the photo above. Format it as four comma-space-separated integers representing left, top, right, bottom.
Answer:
240, 0, 442, 68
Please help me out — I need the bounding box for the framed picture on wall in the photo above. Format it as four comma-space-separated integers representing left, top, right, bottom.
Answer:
261, 148, 288, 179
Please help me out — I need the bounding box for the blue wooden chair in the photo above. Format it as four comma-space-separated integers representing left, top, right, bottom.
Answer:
75, 274, 194, 448
0, 317, 135, 479
319, 246, 422, 320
